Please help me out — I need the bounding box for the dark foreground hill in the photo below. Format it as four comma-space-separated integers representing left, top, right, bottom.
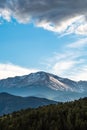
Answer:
0, 92, 57, 116
0, 97, 87, 130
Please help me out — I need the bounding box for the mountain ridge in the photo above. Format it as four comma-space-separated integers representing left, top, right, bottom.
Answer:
0, 92, 57, 116
0, 71, 87, 101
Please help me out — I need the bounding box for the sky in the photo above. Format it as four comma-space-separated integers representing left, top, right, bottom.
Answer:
0, 0, 87, 81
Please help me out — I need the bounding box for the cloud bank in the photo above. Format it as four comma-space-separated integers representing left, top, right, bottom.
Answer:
0, 0, 87, 35
0, 63, 38, 79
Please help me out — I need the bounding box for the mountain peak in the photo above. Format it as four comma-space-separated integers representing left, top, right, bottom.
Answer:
0, 71, 87, 101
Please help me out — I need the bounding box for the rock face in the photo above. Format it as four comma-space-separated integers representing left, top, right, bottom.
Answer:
0, 71, 87, 101
0, 92, 57, 116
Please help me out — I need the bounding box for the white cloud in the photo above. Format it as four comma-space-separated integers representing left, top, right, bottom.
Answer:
76, 24, 87, 35
69, 66, 87, 81
0, 63, 38, 79
52, 61, 76, 75
67, 38, 87, 48
36, 15, 85, 35
0, 9, 11, 22
0, 0, 87, 35
43, 38, 87, 81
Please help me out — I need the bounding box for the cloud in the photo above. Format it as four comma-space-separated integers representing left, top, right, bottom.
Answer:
70, 66, 87, 81
52, 61, 77, 75
0, 0, 87, 35
76, 24, 87, 35
0, 63, 38, 79
67, 38, 87, 48
43, 38, 87, 81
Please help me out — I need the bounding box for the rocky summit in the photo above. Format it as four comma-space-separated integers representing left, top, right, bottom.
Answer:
0, 71, 87, 101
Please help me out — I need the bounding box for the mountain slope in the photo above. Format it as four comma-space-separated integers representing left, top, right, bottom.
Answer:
0, 92, 57, 116
0, 71, 87, 101
0, 97, 87, 130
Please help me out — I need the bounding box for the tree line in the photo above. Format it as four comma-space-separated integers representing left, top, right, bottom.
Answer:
0, 97, 87, 130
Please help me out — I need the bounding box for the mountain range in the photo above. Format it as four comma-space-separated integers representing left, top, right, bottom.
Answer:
0, 71, 87, 101
0, 92, 57, 116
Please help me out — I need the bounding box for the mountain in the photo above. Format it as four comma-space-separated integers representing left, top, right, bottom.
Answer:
0, 97, 87, 130
0, 71, 87, 101
0, 92, 57, 116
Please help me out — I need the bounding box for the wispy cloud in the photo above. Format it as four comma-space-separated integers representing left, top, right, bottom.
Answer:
0, 0, 87, 35
43, 38, 87, 81
67, 38, 87, 48
70, 66, 87, 81
0, 63, 38, 79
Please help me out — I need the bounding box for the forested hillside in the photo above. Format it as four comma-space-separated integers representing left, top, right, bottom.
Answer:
0, 98, 87, 130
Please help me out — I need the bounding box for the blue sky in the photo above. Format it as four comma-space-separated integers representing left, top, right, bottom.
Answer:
0, 22, 66, 67
0, 0, 87, 80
